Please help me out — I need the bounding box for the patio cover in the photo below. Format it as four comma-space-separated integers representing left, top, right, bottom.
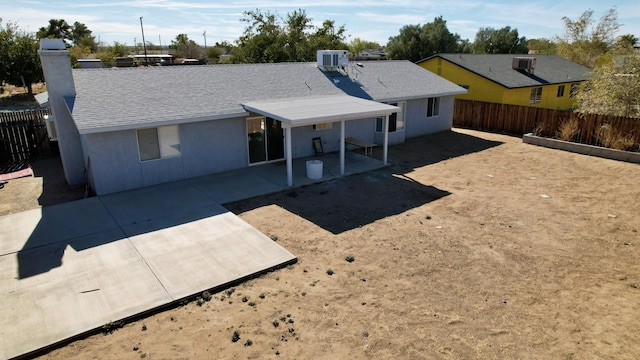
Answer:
242, 95, 399, 186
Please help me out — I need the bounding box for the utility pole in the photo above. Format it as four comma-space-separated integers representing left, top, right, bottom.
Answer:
203, 31, 207, 48
140, 16, 148, 65
159, 35, 162, 54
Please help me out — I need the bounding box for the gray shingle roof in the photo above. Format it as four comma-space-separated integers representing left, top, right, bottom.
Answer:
418, 54, 591, 89
70, 60, 465, 133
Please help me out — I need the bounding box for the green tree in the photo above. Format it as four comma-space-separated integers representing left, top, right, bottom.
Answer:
386, 24, 423, 62
614, 34, 638, 53
71, 21, 97, 51
307, 20, 348, 52
205, 47, 224, 63
235, 10, 286, 63
0, 18, 16, 86
555, 7, 620, 68
472, 26, 528, 54
283, 9, 313, 61
348, 37, 382, 58
233, 9, 347, 63
528, 38, 557, 55
37, 19, 72, 44
386, 16, 466, 62
576, 53, 640, 118
4, 30, 43, 94
170, 33, 202, 59
95, 41, 129, 67
69, 45, 92, 68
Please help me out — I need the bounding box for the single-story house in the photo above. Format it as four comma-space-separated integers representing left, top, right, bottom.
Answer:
39, 40, 466, 195
417, 54, 591, 110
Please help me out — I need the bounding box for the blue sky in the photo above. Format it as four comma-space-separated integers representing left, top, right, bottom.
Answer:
4, 1, 639, 47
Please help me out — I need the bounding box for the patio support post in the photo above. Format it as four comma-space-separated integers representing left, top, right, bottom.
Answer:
340, 120, 345, 175
383, 114, 389, 165
285, 126, 293, 186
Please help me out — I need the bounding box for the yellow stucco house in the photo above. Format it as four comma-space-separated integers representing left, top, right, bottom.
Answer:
417, 54, 591, 110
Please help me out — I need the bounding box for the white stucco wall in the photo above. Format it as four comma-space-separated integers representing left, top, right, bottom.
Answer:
82, 95, 456, 195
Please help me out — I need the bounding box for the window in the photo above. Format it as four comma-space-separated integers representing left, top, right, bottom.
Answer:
427, 97, 440, 117
459, 84, 470, 90
557, 85, 565, 97
530, 87, 542, 104
376, 102, 405, 133
570, 83, 579, 98
313, 123, 333, 130
137, 125, 181, 161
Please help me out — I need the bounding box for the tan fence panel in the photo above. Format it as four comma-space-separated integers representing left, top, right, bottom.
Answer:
453, 99, 639, 149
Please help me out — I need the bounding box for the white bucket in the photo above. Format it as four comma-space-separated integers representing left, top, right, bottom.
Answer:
306, 160, 323, 180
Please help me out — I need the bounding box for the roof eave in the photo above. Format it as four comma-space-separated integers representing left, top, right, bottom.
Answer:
77, 111, 250, 134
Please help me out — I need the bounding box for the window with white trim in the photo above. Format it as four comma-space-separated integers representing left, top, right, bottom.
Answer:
137, 125, 181, 161
375, 102, 405, 133
427, 97, 440, 117
530, 87, 543, 104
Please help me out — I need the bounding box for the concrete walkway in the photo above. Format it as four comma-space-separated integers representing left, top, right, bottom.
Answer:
0, 152, 385, 359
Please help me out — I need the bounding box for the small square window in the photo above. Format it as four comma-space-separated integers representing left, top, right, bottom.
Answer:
137, 125, 181, 161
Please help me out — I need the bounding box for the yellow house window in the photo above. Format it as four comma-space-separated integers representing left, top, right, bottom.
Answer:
570, 83, 580, 98
530, 87, 542, 104
557, 85, 565, 97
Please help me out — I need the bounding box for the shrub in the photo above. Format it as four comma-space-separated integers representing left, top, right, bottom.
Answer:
597, 124, 636, 151
231, 330, 240, 342
555, 117, 580, 142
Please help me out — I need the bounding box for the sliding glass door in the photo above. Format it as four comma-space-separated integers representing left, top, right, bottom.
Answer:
247, 117, 284, 164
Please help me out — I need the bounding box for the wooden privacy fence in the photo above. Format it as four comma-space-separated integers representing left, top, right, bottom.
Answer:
453, 99, 640, 149
0, 109, 54, 164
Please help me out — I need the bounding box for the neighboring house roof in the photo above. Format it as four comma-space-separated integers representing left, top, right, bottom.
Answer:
418, 54, 591, 89
69, 60, 466, 134
34, 92, 50, 108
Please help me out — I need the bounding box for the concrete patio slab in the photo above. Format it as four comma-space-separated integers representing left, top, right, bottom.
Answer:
99, 181, 218, 226
188, 169, 285, 204
0, 150, 385, 359
0, 228, 171, 360
0, 197, 117, 255
124, 210, 292, 300
1, 182, 296, 359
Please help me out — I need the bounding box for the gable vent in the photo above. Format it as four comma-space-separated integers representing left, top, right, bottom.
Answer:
512, 57, 536, 74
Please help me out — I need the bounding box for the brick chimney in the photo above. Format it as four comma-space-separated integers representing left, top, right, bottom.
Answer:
38, 39, 85, 187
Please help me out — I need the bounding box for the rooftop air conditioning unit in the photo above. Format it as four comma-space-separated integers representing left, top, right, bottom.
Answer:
512, 57, 536, 73
44, 114, 58, 141
317, 50, 349, 69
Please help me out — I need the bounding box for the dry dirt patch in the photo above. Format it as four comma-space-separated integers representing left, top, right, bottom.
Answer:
33, 129, 640, 359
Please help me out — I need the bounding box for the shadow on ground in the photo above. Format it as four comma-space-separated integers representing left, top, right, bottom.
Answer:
227, 130, 503, 234
32, 156, 85, 206
229, 171, 451, 235
382, 129, 504, 170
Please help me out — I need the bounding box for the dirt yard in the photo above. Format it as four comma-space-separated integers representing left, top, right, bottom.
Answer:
21, 129, 640, 359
